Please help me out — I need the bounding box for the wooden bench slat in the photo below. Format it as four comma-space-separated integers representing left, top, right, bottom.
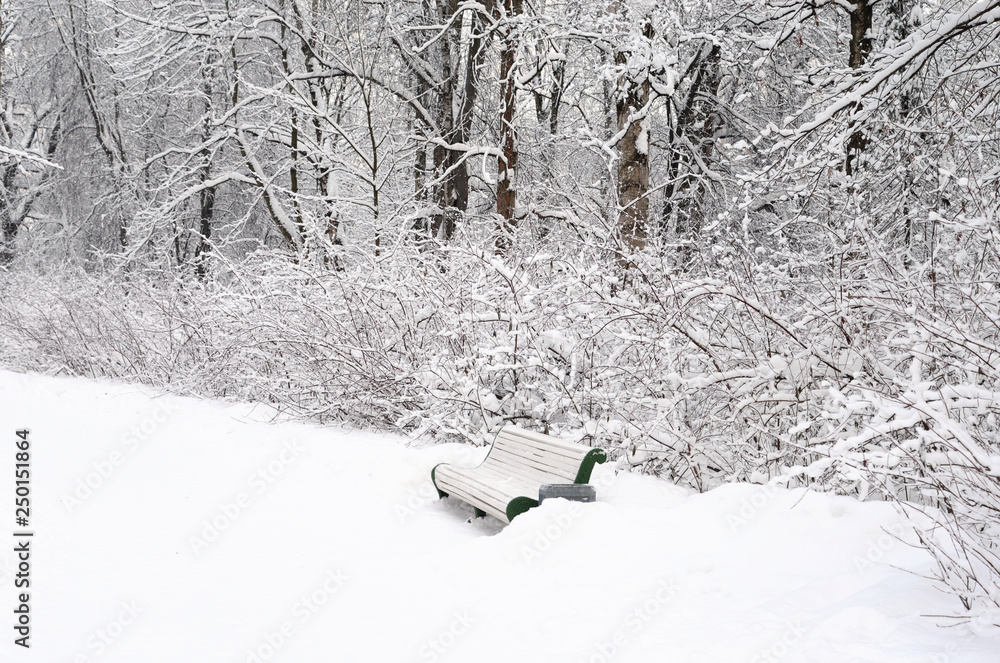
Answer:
437, 475, 510, 513
436, 461, 531, 498
434, 468, 512, 511
490, 437, 587, 466
472, 464, 545, 494
488, 444, 584, 479
479, 453, 573, 485
435, 467, 527, 516
438, 464, 535, 499
495, 428, 596, 455
434, 479, 509, 521
494, 431, 594, 460
485, 446, 581, 483
493, 440, 588, 468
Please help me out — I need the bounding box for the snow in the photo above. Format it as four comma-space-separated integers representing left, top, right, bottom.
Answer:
636, 119, 649, 157
0, 370, 997, 662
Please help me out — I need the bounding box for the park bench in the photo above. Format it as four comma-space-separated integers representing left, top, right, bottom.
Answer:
431, 425, 607, 523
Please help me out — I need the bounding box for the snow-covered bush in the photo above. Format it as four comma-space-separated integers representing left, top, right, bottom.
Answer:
775, 273, 1000, 620
1, 217, 998, 621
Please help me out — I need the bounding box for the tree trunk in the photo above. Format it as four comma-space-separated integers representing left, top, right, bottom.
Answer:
663, 42, 722, 266
294, 0, 340, 249
411, 69, 431, 240
495, 0, 522, 252
427, 0, 485, 243
195, 52, 218, 280
194, 168, 215, 279
0, 115, 60, 266
888, 0, 918, 266
616, 21, 654, 255
0, 161, 18, 264
430, 0, 458, 241
845, 0, 873, 176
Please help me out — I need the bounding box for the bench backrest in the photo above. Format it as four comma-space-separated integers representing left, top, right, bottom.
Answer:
485, 426, 606, 485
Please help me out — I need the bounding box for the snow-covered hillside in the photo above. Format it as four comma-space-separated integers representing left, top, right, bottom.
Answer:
0, 370, 995, 663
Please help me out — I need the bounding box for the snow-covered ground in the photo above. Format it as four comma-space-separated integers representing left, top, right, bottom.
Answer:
0, 370, 996, 663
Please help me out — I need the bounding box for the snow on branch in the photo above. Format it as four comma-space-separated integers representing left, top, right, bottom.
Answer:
790, 0, 1000, 139
0, 145, 63, 170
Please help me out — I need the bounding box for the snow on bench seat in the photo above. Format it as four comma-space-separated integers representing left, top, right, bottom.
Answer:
431, 426, 607, 523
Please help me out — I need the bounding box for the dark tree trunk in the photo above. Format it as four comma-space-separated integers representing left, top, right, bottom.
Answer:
616, 21, 654, 255
427, 0, 485, 243
194, 172, 215, 280
430, 0, 458, 241
495, 0, 522, 252
0, 161, 18, 265
662, 42, 722, 266
845, 0, 873, 176
0, 115, 60, 265
0, 128, 17, 264
888, 0, 918, 266
195, 52, 218, 280
413, 71, 430, 238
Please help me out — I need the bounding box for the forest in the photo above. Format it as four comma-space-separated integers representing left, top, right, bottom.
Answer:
1, 0, 999, 623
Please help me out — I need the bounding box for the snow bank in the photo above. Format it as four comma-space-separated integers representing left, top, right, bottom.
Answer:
0, 370, 995, 662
